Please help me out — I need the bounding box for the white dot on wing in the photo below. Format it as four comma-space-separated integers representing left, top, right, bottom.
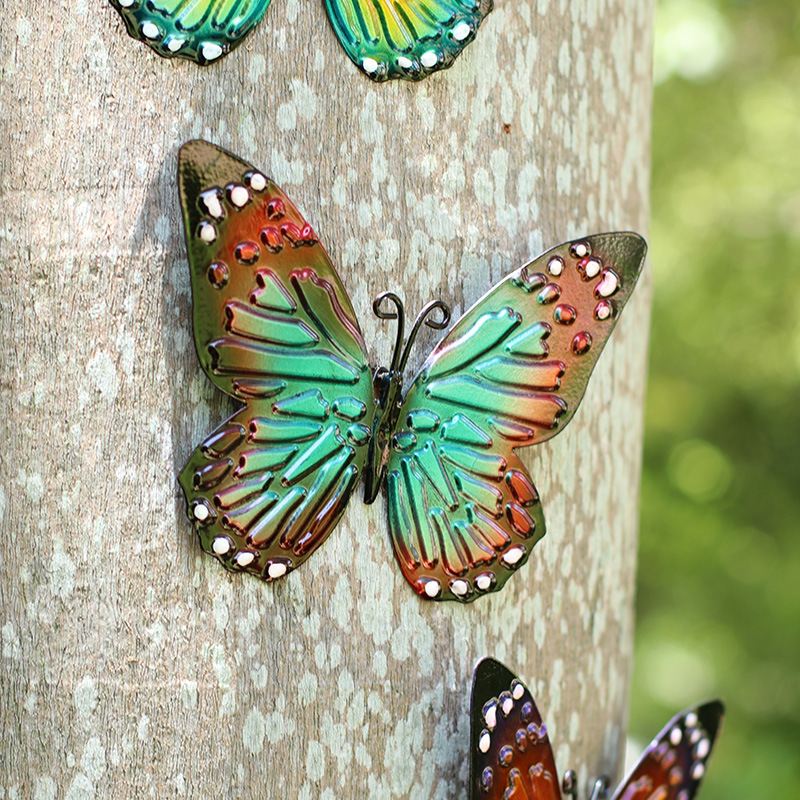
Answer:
201, 42, 223, 61
362, 57, 379, 74
141, 21, 159, 40
230, 185, 249, 207
249, 172, 267, 191
484, 702, 497, 730
268, 562, 287, 579
212, 537, 230, 555
453, 22, 471, 41
421, 50, 438, 68
198, 222, 217, 243
695, 738, 710, 759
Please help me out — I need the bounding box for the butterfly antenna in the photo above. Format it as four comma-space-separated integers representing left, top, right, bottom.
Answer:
562, 770, 578, 800
397, 299, 451, 373
372, 292, 406, 372
588, 776, 611, 800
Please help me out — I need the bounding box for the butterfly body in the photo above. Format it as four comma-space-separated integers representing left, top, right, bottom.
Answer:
470, 658, 724, 800
178, 140, 647, 601
110, 0, 492, 78
363, 366, 404, 504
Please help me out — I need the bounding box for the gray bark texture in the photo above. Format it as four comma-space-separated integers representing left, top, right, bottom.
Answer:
0, 1, 653, 798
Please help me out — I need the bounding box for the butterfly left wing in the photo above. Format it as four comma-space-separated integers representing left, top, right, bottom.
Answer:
470, 657, 563, 800
385, 233, 647, 601
177, 140, 376, 581
609, 701, 724, 800
110, 0, 272, 64
324, 0, 493, 81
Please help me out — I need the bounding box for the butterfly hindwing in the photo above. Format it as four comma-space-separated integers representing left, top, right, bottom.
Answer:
178, 140, 376, 581
386, 233, 648, 601
110, 0, 272, 64
324, 0, 493, 81
609, 700, 724, 800
470, 657, 562, 800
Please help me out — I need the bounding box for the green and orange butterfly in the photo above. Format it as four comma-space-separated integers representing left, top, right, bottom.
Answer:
110, 0, 492, 80
177, 140, 647, 602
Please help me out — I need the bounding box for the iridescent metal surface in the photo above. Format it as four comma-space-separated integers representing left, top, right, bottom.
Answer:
469, 657, 724, 800
110, 0, 272, 64
325, 0, 493, 81
385, 233, 647, 601
178, 140, 375, 583
178, 140, 647, 601
109, 0, 491, 77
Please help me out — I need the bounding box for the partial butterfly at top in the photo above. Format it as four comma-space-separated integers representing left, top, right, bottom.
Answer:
470, 657, 724, 800
109, 0, 492, 79
177, 140, 647, 602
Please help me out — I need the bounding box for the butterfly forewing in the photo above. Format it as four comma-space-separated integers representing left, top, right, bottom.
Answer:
609, 701, 724, 800
110, 0, 272, 64
324, 0, 493, 81
386, 233, 647, 601
178, 140, 376, 581
470, 657, 562, 800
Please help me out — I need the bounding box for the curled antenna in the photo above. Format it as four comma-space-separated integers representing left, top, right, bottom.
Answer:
589, 777, 611, 800
397, 299, 451, 372
372, 292, 406, 372
562, 770, 578, 800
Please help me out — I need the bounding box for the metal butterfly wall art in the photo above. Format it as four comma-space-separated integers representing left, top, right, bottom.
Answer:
177, 140, 647, 602
470, 657, 724, 800
110, 0, 492, 80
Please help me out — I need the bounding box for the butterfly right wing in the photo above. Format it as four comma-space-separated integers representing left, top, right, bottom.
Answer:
110, 0, 272, 64
325, 0, 493, 81
470, 657, 563, 800
385, 233, 647, 601
177, 140, 376, 581
609, 701, 724, 800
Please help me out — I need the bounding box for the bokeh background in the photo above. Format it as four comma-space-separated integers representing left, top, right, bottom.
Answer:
629, 0, 800, 797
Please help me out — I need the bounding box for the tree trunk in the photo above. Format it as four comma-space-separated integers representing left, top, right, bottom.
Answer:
0, 2, 653, 797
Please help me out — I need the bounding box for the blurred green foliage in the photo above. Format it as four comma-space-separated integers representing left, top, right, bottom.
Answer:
630, 0, 800, 797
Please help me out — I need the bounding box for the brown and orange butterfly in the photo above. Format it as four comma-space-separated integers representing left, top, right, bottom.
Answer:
178, 140, 647, 602
470, 657, 724, 800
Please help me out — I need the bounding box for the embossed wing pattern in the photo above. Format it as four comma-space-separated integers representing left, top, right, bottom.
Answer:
470, 658, 723, 800
325, 0, 493, 80
609, 701, 724, 800
110, 0, 491, 78
470, 658, 562, 800
110, 0, 272, 63
386, 234, 647, 602
178, 141, 647, 601
177, 140, 375, 581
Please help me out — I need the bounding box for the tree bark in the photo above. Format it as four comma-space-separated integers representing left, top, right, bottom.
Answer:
0, 1, 653, 798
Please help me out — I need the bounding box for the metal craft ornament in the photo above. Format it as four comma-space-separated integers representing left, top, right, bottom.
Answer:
109, 0, 492, 79
470, 657, 724, 800
177, 140, 647, 602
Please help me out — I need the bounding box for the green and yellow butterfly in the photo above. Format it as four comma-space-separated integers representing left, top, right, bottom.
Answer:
177, 140, 647, 602
110, 0, 493, 80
